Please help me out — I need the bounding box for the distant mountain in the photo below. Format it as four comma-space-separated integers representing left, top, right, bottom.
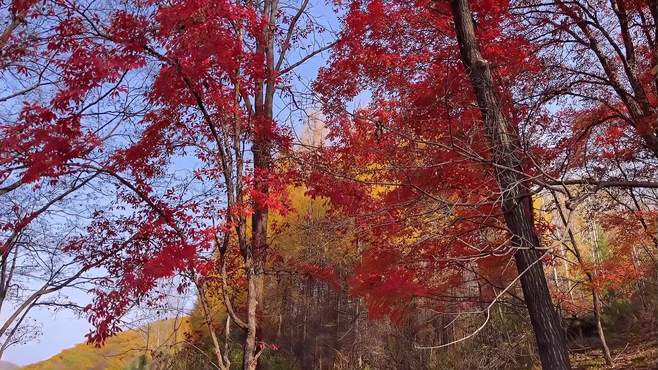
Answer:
0, 361, 19, 370
21, 318, 189, 370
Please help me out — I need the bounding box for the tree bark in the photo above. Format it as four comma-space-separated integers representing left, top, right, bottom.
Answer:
242, 0, 277, 366
243, 255, 264, 370
197, 283, 230, 370
592, 288, 613, 365
449, 0, 572, 368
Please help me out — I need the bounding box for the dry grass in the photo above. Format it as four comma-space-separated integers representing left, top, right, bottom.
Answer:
571, 331, 657, 370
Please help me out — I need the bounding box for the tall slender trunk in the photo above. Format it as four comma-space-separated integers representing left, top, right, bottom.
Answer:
198, 283, 230, 370
243, 173, 268, 370
592, 288, 613, 365
588, 219, 613, 365
242, 0, 276, 367
551, 192, 613, 365
449, 0, 571, 368
243, 255, 264, 370
242, 113, 272, 370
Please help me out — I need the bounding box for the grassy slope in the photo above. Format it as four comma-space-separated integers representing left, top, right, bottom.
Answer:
22, 317, 189, 370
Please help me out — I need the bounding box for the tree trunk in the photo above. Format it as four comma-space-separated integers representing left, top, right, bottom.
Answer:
243, 0, 275, 363
589, 221, 613, 365
550, 191, 613, 365
449, 0, 571, 369
242, 117, 271, 369
592, 289, 613, 365
243, 256, 263, 370
197, 283, 230, 370
243, 196, 267, 370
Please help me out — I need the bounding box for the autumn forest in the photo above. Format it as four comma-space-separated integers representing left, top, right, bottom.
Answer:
0, 0, 657, 369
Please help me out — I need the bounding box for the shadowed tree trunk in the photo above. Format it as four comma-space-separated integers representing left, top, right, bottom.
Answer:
449, 0, 572, 368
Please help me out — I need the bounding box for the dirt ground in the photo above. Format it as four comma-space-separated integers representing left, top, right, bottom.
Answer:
570, 330, 657, 369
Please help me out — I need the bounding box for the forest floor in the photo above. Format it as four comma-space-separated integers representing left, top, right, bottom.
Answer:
570, 330, 657, 369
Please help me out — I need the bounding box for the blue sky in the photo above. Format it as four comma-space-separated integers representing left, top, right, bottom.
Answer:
4, 312, 91, 366
2, 1, 344, 366
3, 293, 91, 366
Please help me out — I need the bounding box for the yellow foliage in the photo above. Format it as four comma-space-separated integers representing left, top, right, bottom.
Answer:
23, 318, 190, 370
533, 194, 552, 223
269, 186, 356, 265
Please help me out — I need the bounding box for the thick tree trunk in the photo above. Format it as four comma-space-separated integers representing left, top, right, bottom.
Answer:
450, 0, 571, 369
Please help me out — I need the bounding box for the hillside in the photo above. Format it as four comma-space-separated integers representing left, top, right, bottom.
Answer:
0, 361, 19, 370
22, 318, 189, 370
